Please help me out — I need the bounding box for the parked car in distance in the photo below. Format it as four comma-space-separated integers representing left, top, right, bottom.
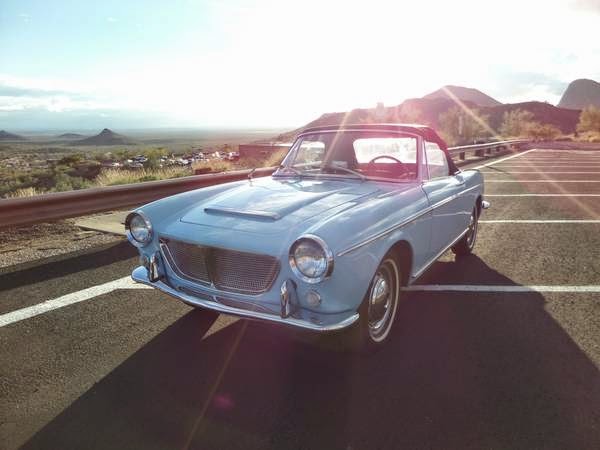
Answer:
127, 124, 488, 350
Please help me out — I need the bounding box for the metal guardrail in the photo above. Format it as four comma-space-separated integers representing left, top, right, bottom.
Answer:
0, 140, 528, 229
0, 167, 276, 229
448, 139, 528, 160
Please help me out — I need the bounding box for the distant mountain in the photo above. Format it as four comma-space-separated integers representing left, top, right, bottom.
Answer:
57, 132, 85, 139
423, 85, 502, 107
277, 96, 580, 142
74, 128, 134, 145
558, 79, 600, 110
0, 130, 26, 141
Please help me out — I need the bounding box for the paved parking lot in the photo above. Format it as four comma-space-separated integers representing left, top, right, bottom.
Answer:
1, 148, 599, 450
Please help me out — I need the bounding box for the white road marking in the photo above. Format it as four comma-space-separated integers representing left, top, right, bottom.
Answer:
472, 149, 537, 169
405, 285, 600, 293
488, 165, 600, 167
480, 220, 600, 223
485, 180, 600, 183
0, 276, 150, 328
486, 194, 600, 197
481, 172, 600, 174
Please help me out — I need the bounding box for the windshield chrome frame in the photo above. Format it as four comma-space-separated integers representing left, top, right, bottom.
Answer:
276, 129, 424, 183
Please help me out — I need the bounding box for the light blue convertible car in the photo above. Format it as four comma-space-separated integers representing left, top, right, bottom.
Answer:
127, 124, 488, 349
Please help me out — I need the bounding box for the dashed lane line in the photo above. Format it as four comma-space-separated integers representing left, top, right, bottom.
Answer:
405, 285, 600, 293
481, 172, 600, 174
486, 194, 600, 197
485, 180, 600, 183
3, 273, 600, 328
0, 276, 150, 328
472, 149, 537, 170
480, 220, 600, 223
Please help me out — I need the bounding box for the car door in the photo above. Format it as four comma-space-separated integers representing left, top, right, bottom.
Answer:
421, 141, 468, 256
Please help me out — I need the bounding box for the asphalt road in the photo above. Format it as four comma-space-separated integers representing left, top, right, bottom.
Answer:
1, 149, 599, 450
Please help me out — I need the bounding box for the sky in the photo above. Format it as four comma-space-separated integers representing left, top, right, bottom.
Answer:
1, 0, 599, 130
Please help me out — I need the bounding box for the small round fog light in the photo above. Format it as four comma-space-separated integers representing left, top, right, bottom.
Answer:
306, 290, 321, 307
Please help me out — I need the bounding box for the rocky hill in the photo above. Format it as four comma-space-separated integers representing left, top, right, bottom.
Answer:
423, 85, 502, 107
74, 128, 134, 145
558, 79, 600, 110
0, 130, 26, 141
57, 133, 86, 139
276, 91, 580, 141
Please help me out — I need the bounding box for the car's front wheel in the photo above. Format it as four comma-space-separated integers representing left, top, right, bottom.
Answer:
342, 254, 401, 352
452, 205, 479, 256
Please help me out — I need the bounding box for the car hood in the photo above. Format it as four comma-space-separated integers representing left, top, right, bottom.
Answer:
179, 177, 382, 234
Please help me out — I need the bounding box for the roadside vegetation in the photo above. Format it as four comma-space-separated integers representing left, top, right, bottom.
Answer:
576, 105, 600, 142
2, 107, 599, 199
0, 146, 290, 198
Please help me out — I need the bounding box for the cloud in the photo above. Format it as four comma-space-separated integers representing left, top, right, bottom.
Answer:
107, 17, 117, 23
572, 0, 600, 12
0, 79, 111, 113
0, 84, 76, 98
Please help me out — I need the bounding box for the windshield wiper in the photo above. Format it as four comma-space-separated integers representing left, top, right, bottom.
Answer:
321, 164, 367, 181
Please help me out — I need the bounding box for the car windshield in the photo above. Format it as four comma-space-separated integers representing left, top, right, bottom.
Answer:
277, 131, 419, 182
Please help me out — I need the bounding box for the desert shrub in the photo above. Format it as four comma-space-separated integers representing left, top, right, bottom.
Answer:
499, 109, 536, 137
523, 122, 561, 141
438, 106, 492, 146
58, 153, 84, 166
143, 148, 169, 169
52, 172, 93, 192
577, 106, 600, 133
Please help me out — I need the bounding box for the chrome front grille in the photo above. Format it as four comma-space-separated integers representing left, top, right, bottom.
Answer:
160, 238, 280, 295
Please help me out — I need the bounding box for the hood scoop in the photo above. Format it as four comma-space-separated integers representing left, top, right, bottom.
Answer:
204, 206, 281, 221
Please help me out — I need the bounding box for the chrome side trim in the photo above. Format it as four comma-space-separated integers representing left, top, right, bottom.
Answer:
131, 266, 359, 333
204, 206, 281, 221
411, 227, 469, 280
337, 207, 432, 257
337, 184, 482, 256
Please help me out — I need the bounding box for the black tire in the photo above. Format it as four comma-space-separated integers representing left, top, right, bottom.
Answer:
452, 205, 479, 256
343, 254, 402, 353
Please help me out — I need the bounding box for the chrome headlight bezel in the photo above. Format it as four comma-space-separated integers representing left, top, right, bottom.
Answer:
289, 234, 334, 284
125, 211, 153, 247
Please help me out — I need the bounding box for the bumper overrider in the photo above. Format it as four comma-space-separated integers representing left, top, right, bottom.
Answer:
131, 264, 359, 333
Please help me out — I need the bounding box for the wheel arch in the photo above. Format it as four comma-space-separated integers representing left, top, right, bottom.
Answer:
387, 239, 413, 286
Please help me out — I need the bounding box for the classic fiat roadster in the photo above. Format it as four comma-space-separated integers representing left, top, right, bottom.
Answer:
127, 124, 488, 349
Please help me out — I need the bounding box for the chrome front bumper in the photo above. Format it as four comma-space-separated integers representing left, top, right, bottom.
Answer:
131, 266, 359, 333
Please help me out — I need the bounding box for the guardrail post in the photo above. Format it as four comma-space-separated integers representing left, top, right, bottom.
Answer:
475, 149, 484, 157
459, 152, 465, 160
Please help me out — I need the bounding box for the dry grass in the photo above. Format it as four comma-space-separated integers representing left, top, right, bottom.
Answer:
191, 160, 236, 173
94, 167, 191, 186
5, 187, 44, 198
191, 149, 288, 173
577, 131, 600, 143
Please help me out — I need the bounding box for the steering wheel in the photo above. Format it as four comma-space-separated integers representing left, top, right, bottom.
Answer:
367, 155, 407, 174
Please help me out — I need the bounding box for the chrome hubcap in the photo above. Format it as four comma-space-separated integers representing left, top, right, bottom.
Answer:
368, 262, 397, 341
466, 212, 477, 248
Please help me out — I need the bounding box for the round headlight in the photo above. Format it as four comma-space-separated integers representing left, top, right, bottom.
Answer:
289, 235, 334, 283
126, 212, 153, 246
